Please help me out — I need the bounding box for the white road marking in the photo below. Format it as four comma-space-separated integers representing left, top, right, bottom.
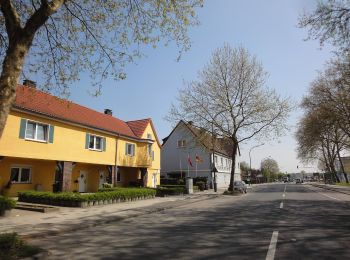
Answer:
266, 231, 279, 260
282, 194, 285, 197
319, 192, 340, 201
284, 185, 287, 193
279, 202, 283, 209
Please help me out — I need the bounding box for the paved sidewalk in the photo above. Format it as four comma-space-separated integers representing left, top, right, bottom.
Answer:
0, 190, 223, 239
310, 182, 350, 195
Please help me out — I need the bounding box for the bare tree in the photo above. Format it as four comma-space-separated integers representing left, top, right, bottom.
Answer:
299, 0, 350, 51
168, 45, 291, 191
0, 0, 203, 138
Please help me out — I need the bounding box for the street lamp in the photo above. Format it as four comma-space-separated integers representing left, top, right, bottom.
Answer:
249, 143, 264, 184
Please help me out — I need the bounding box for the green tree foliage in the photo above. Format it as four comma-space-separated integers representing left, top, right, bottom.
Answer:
0, 0, 203, 137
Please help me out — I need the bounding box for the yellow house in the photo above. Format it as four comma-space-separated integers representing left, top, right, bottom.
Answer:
0, 83, 161, 196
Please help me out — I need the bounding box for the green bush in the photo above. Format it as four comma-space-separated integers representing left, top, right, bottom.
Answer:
102, 183, 113, 189
0, 195, 16, 212
0, 232, 42, 259
156, 186, 186, 196
18, 188, 156, 207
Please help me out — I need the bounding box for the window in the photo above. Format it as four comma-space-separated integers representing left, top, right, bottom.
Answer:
148, 143, 153, 157
177, 139, 186, 148
221, 158, 223, 166
147, 133, 152, 139
10, 167, 31, 183
214, 156, 218, 164
125, 143, 135, 156
89, 135, 103, 151
25, 121, 48, 142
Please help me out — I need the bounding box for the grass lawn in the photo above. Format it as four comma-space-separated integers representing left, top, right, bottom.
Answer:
336, 182, 350, 187
0, 232, 43, 259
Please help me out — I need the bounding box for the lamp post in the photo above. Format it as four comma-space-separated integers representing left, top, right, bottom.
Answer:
249, 143, 264, 184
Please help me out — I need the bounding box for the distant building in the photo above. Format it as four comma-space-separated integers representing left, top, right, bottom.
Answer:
161, 121, 240, 188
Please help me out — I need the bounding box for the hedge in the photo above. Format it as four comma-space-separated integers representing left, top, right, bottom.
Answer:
18, 188, 156, 208
0, 232, 42, 259
0, 196, 16, 214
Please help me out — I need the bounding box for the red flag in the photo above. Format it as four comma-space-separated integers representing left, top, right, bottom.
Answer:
196, 154, 203, 163
188, 154, 193, 167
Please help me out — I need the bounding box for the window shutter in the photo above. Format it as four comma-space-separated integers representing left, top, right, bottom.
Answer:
48, 125, 55, 143
85, 133, 90, 149
132, 145, 135, 156
103, 138, 106, 151
125, 143, 128, 155
152, 150, 154, 160
19, 119, 27, 139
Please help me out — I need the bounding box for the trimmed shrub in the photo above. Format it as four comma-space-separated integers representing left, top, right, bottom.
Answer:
18, 188, 156, 207
102, 183, 113, 189
0, 196, 16, 214
156, 186, 186, 196
0, 232, 42, 259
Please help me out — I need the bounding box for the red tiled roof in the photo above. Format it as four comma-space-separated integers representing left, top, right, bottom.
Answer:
14, 85, 137, 138
127, 119, 151, 138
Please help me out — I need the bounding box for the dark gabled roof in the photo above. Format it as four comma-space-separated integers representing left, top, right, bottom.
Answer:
163, 120, 237, 157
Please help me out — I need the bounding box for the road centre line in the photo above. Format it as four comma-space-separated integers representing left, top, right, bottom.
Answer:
279, 202, 283, 209
266, 231, 279, 260
282, 194, 285, 197
283, 185, 287, 193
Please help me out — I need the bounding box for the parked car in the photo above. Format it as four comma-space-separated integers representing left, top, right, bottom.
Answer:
233, 181, 247, 193
295, 178, 303, 184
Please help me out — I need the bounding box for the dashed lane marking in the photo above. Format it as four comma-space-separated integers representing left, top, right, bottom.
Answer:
266, 231, 279, 260
319, 192, 340, 201
279, 202, 283, 209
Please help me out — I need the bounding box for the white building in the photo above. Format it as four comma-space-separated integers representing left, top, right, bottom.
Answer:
161, 121, 241, 188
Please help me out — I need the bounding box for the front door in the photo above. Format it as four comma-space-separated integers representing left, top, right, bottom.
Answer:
99, 171, 106, 188
78, 171, 87, 192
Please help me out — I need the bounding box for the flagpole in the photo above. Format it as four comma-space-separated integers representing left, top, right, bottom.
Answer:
195, 155, 198, 178
179, 152, 182, 179
187, 152, 190, 178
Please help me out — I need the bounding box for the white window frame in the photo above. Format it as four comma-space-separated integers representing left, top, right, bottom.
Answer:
125, 143, 135, 156
25, 120, 49, 143
10, 165, 32, 184
89, 135, 103, 151
177, 139, 186, 148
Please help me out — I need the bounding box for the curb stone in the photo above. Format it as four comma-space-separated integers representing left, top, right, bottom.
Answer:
311, 183, 350, 196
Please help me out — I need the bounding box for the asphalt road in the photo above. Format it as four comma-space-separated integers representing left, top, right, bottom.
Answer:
30, 184, 350, 260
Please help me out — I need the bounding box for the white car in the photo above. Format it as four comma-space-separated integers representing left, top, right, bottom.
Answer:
233, 181, 247, 193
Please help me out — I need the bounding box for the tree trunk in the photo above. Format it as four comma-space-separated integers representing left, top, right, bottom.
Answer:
0, 43, 32, 138
336, 146, 349, 183
228, 140, 238, 191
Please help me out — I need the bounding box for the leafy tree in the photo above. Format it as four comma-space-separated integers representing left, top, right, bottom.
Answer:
261, 157, 279, 182
0, 0, 203, 137
168, 44, 291, 190
240, 161, 250, 175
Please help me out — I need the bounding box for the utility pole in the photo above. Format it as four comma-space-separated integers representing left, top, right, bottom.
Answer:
249, 143, 264, 184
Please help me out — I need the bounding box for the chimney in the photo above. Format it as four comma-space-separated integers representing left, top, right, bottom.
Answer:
104, 109, 113, 116
23, 79, 37, 88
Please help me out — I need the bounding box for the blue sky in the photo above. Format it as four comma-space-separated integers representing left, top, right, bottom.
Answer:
66, 0, 333, 173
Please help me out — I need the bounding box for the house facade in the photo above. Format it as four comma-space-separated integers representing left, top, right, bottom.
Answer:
161, 121, 241, 189
0, 84, 161, 196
